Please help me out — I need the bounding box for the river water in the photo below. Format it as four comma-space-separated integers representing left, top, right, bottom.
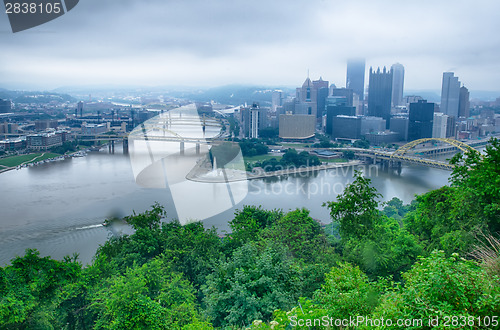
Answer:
0, 144, 454, 266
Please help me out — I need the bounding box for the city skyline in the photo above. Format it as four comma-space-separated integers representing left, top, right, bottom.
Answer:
1, 0, 500, 91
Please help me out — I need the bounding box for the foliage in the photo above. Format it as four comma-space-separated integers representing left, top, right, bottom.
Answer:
50, 141, 78, 154
353, 138, 370, 149
253, 148, 320, 172
0, 249, 81, 328
226, 206, 282, 250
91, 258, 202, 329
239, 139, 269, 157
381, 197, 412, 222
202, 242, 300, 328
449, 138, 500, 234
342, 150, 355, 160
324, 170, 381, 241
372, 251, 500, 328
258, 127, 279, 139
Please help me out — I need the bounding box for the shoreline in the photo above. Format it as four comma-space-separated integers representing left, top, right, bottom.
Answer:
0, 150, 89, 174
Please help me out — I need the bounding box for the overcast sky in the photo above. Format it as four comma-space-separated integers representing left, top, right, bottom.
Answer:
1, 0, 500, 92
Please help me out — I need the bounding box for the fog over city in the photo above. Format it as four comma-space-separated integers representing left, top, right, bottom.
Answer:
1, 0, 500, 91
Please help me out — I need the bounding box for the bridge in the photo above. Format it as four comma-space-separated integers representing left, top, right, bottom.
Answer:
348, 138, 478, 170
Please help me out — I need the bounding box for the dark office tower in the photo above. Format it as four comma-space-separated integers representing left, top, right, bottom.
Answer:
391, 63, 405, 107
313, 77, 329, 118
330, 87, 354, 107
325, 105, 356, 135
441, 72, 460, 118
408, 100, 434, 141
346, 59, 365, 101
368, 66, 393, 128
0, 99, 12, 113
458, 86, 470, 118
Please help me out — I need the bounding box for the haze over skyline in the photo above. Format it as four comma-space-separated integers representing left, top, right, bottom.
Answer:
1, 0, 500, 92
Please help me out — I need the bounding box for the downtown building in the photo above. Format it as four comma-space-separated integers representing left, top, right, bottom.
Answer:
346, 59, 365, 101
408, 100, 434, 141
0, 99, 12, 113
367, 66, 393, 128
459, 86, 470, 118
391, 63, 405, 107
440, 72, 461, 119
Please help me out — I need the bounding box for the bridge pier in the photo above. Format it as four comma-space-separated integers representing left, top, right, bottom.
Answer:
108, 140, 115, 154
123, 138, 129, 154
180, 141, 185, 155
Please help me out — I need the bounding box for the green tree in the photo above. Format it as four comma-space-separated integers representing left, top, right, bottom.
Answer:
92, 258, 204, 329
324, 170, 381, 241
203, 242, 300, 328
372, 251, 500, 328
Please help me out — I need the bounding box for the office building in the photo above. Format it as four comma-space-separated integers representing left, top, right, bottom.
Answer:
77, 101, 84, 117
390, 116, 409, 141
346, 59, 365, 101
0, 137, 26, 151
237, 103, 267, 138
365, 131, 400, 145
368, 66, 393, 128
391, 63, 405, 107
313, 78, 329, 118
35, 120, 59, 131
81, 123, 109, 135
250, 103, 261, 139
279, 114, 315, 139
332, 116, 362, 140
0, 122, 18, 134
325, 106, 356, 135
408, 100, 434, 141
0, 99, 11, 113
330, 87, 354, 107
360, 116, 386, 135
295, 77, 317, 117
458, 86, 470, 118
433, 112, 448, 139
27, 132, 63, 150
440, 72, 461, 118
272, 90, 284, 111
446, 116, 456, 138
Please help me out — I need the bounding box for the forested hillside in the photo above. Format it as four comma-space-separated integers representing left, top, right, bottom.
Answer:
1, 140, 499, 329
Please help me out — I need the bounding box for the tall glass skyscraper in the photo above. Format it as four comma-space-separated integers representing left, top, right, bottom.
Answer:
440, 72, 461, 118
346, 59, 365, 101
391, 63, 405, 107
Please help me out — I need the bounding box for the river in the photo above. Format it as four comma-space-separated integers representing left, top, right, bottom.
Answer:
0, 143, 455, 266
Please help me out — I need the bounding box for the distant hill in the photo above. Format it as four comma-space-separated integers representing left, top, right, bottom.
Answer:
176, 84, 294, 107
0, 89, 76, 103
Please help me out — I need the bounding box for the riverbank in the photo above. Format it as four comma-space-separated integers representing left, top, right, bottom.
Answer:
0, 150, 88, 174
186, 156, 361, 183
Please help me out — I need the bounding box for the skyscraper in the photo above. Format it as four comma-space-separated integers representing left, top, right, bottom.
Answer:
408, 100, 434, 141
313, 77, 329, 118
458, 86, 470, 118
296, 77, 317, 117
440, 72, 461, 118
368, 66, 393, 128
271, 90, 284, 112
346, 59, 365, 101
391, 63, 405, 107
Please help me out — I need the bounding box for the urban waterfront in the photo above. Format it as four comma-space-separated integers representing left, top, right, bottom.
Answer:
0, 146, 452, 266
